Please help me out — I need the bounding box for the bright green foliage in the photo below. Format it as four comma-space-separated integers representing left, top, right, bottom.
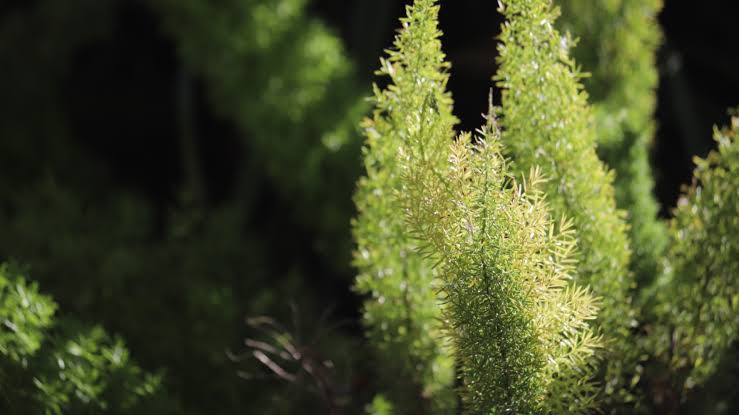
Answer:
353, 1, 457, 412
0, 264, 163, 414
557, 0, 668, 286
366, 395, 395, 415
495, 0, 637, 405
152, 0, 367, 268
0, 263, 55, 362
31, 326, 163, 415
649, 115, 739, 396
397, 106, 601, 414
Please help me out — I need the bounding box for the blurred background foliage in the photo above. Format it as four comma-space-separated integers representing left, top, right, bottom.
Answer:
0, 0, 736, 413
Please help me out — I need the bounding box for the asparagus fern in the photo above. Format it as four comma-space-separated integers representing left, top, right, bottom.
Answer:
397, 103, 601, 414
648, 114, 739, 403
495, 0, 638, 406
352, 1, 457, 412
557, 0, 668, 287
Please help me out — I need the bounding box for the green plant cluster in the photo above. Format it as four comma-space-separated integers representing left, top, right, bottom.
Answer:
1, 0, 737, 413
356, 1, 600, 413
0, 263, 163, 414
399, 115, 602, 414
356, 0, 736, 413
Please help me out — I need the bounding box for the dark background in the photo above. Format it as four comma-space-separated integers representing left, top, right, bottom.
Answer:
4, 0, 736, 212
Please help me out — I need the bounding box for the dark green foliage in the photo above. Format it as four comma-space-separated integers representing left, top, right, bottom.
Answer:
557, 0, 668, 287
495, 0, 638, 406
353, 1, 456, 411
0, 264, 163, 414
0, 177, 355, 414
0, 0, 366, 413
151, 0, 367, 271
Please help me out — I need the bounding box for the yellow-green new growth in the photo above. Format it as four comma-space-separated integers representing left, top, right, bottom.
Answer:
397, 106, 601, 414
650, 114, 739, 398
495, 0, 637, 405
352, 0, 456, 412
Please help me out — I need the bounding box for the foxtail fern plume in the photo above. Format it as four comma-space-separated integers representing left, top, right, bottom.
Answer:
557, 0, 668, 288
398, 104, 601, 414
495, 0, 637, 407
352, 0, 456, 412
649, 114, 739, 400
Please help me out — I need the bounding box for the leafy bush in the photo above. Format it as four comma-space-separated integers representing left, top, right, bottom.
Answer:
0, 263, 164, 414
